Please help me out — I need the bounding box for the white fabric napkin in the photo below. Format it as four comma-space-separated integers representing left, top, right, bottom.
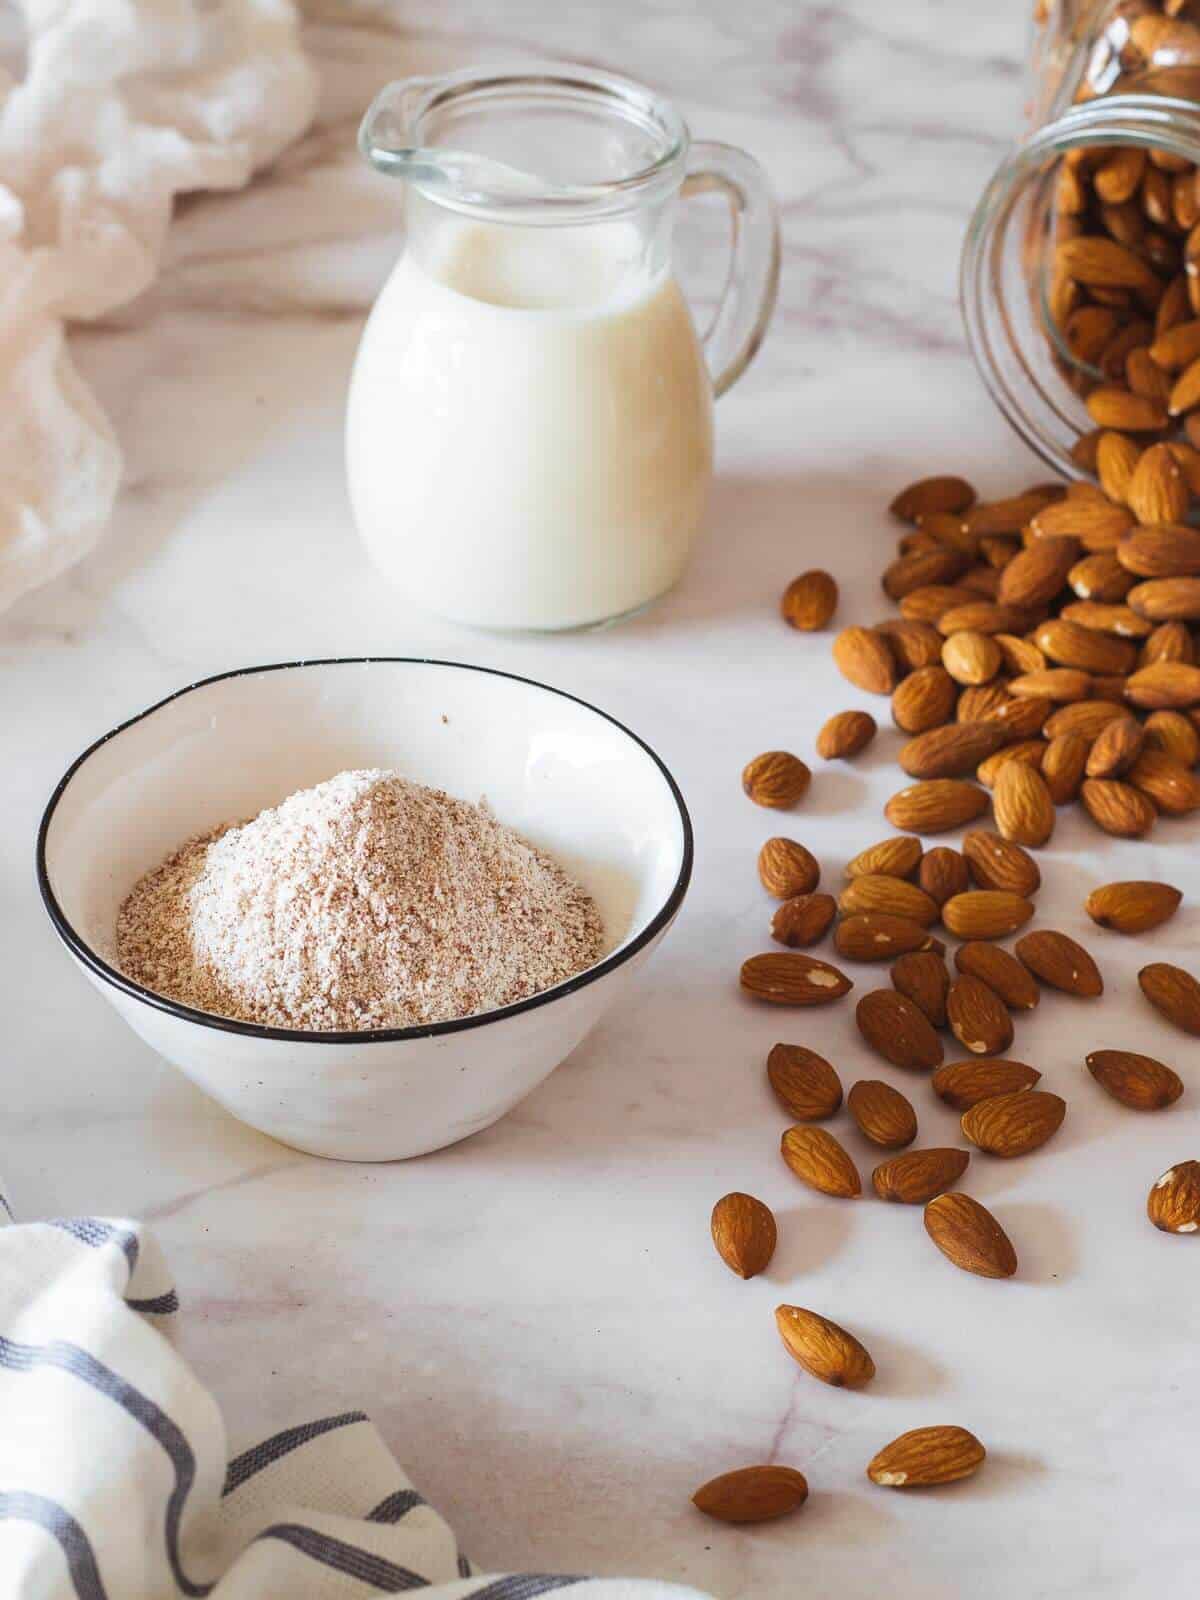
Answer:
0, 0, 317, 615
0, 1187, 712, 1598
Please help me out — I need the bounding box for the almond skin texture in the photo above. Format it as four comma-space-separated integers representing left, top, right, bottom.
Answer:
1127, 748, 1200, 814
891, 950, 951, 1026
743, 751, 811, 809
1044, 699, 1128, 739
999, 536, 1079, 608
947, 975, 1014, 1056
1080, 777, 1157, 837
781, 1126, 862, 1197
847, 1079, 919, 1149
891, 476, 977, 523
976, 738, 1050, 790
1006, 668, 1092, 702
961, 1090, 1067, 1157
758, 838, 820, 899
839, 875, 940, 926
856, 990, 944, 1070
942, 630, 1001, 686
845, 836, 924, 881
835, 913, 942, 962
867, 1425, 987, 1489
693, 1465, 809, 1525
1144, 708, 1200, 765
775, 1305, 876, 1387
872, 1147, 970, 1204
877, 618, 946, 674
1042, 732, 1090, 804
782, 569, 838, 631
767, 1043, 843, 1121
992, 762, 1056, 848
1086, 880, 1182, 935
1070, 550, 1134, 601
834, 626, 898, 694
899, 722, 1008, 781
1084, 715, 1145, 780
918, 847, 969, 906
1118, 522, 1200, 578
1139, 962, 1200, 1034
1127, 576, 1200, 622
925, 1194, 1017, 1278
961, 830, 1042, 897
1015, 931, 1103, 996
1147, 1160, 1200, 1233
891, 664, 959, 733
1087, 1050, 1183, 1111
1124, 661, 1200, 708
884, 547, 970, 602
711, 1193, 778, 1278
884, 779, 990, 835
941, 890, 1035, 941
741, 953, 853, 1006
816, 709, 877, 761
932, 1058, 1042, 1110
771, 894, 838, 948
955, 943, 1040, 1010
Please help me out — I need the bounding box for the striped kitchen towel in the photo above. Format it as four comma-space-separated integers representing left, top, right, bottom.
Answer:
0, 1189, 711, 1599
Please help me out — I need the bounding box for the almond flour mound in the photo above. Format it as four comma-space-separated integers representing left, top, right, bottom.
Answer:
115, 769, 605, 1031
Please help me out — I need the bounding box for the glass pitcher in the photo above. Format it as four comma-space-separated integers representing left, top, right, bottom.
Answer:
346, 64, 779, 631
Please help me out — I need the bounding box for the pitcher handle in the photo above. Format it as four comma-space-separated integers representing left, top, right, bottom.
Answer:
682, 142, 780, 398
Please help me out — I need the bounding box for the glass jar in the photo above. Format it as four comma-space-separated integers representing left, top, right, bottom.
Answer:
963, 1, 1200, 477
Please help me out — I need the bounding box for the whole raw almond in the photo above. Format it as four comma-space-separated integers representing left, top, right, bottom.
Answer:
1080, 777, 1157, 836
961, 829, 1042, 896
1085, 715, 1145, 777
692, 1464, 809, 1524
960, 1089, 1067, 1157
1044, 699, 1129, 739
959, 682, 1013, 722
1085, 387, 1169, 434
758, 837, 820, 899
711, 1192, 778, 1278
876, 618, 947, 673
898, 723, 1008, 781
941, 890, 1035, 941
998, 536, 1079, 608
845, 836, 923, 880
900, 584, 977, 624
775, 1304, 875, 1386
1086, 880, 1182, 934
918, 847, 969, 906
1034, 618, 1137, 674
981, 695, 1053, 740
1118, 521, 1200, 577
1097, 430, 1142, 502
740, 953, 853, 1006
924, 1193, 1018, 1278
1140, 621, 1196, 668
1058, 233, 1163, 293
867, 1425, 987, 1488
1144, 708, 1200, 764
883, 546, 970, 601
995, 632, 1046, 674
1127, 747, 1200, 813
835, 912, 942, 962
891, 950, 951, 1026
1028, 488, 1136, 549
839, 875, 939, 926
993, 761, 1056, 848
1015, 931, 1103, 996
743, 751, 811, 809
1125, 661, 1200, 707
816, 710, 877, 761
1042, 732, 1090, 803
937, 601, 1035, 637
781, 1126, 862, 1197
1147, 1160, 1200, 1233
872, 1147, 970, 1204
932, 1058, 1041, 1110
954, 942, 1040, 1010
1127, 576, 1200, 621
856, 989, 944, 1070
771, 893, 839, 947
1006, 668, 1092, 702
847, 1079, 919, 1149
1139, 962, 1200, 1034
767, 1043, 843, 1120
947, 974, 1014, 1056
781, 569, 838, 630
942, 630, 1002, 686
834, 627, 898, 694
1127, 442, 1190, 525
964, 491, 1059, 536
1069, 550, 1135, 601
884, 779, 990, 835
1058, 600, 1152, 638
891, 476, 977, 523
896, 662, 966, 736
1086, 1050, 1183, 1111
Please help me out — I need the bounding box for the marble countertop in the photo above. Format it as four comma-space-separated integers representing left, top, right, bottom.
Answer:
4, 3, 1198, 1594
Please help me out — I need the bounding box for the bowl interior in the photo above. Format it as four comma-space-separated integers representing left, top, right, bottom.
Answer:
42, 661, 689, 1016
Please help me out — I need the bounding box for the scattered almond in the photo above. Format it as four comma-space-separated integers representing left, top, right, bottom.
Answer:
767, 1043, 843, 1121
884, 779, 990, 834
924, 1193, 1018, 1278
758, 837, 820, 899
992, 761, 1056, 847
781, 570, 838, 631
743, 751, 811, 809
711, 1193, 778, 1279
891, 950, 951, 1027
867, 1425, 986, 1488
817, 709, 877, 760
947, 974, 1014, 1056
899, 722, 1008, 780
890, 476, 977, 523
941, 890, 1035, 941
931, 1058, 1041, 1110
771, 893, 838, 947
845, 835, 924, 880
872, 1147, 970, 1204
1085, 880, 1182, 934
740, 952, 853, 1006
1080, 776, 1157, 836
1042, 732, 1090, 803
847, 1079, 919, 1149
954, 942, 1040, 1010
1086, 1050, 1183, 1111
839, 875, 940, 926
961, 829, 1042, 897
693, 1465, 808, 1525
1014, 931, 1103, 996
1147, 1160, 1200, 1233
1084, 715, 1146, 777
835, 912, 942, 962
960, 1089, 1067, 1157
834, 627, 898, 694
781, 1125, 862, 1197
1139, 961, 1200, 1034
917, 847, 969, 906
775, 1304, 875, 1386
1127, 746, 1200, 813
856, 989, 944, 1070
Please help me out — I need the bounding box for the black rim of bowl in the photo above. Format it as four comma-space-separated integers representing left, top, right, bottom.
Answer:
36, 657, 694, 1045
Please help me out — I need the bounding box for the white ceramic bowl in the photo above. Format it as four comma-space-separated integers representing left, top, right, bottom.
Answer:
38, 659, 692, 1160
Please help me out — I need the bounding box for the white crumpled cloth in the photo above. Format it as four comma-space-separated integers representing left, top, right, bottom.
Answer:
0, 0, 318, 614
0, 1186, 711, 1599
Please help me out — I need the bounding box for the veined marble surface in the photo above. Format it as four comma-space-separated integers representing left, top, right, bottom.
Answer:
4, 3, 1198, 1595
